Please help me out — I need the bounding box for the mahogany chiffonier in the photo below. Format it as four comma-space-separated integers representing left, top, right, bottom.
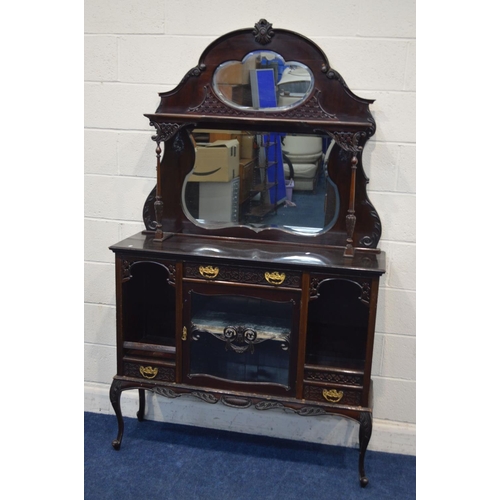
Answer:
109, 19, 385, 487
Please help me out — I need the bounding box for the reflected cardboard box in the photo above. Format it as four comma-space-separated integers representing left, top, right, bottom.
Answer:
192, 139, 240, 182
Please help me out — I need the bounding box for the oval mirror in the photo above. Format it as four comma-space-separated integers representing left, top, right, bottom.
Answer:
213, 51, 314, 111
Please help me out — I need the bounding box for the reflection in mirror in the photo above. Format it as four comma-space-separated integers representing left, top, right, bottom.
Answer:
213, 51, 314, 111
182, 129, 339, 235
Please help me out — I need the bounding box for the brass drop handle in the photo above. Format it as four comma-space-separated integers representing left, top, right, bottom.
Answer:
264, 271, 286, 285
199, 265, 219, 279
322, 389, 344, 403
139, 366, 158, 380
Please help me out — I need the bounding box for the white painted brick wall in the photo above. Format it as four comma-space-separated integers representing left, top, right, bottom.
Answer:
84, 0, 416, 449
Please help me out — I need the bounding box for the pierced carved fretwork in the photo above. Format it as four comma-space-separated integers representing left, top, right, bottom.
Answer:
190, 87, 337, 121
304, 370, 364, 386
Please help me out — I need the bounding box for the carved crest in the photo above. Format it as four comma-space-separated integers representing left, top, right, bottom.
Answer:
253, 19, 274, 45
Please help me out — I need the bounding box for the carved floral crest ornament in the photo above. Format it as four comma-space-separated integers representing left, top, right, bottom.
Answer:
253, 19, 274, 45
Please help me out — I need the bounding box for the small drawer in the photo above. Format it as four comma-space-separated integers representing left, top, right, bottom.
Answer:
304, 367, 364, 387
303, 384, 362, 406
184, 262, 301, 288
123, 361, 175, 382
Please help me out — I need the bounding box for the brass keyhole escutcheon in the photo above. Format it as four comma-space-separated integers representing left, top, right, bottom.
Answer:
139, 366, 158, 380
199, 266, 219, 279
264, 271, 286, 285
322, 388, 344, 403
182, 326, 187, 341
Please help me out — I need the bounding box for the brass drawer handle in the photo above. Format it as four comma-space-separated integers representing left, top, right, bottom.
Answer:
139, 366, 158, 379
322, 389, 344, 403
264, 271, 286, 285
199, 265, 219, 279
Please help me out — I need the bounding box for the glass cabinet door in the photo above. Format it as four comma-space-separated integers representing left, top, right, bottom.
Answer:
183, 287, 299, 394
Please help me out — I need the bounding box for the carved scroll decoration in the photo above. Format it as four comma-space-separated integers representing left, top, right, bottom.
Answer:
255, 401, 327, 417
192, 324, 291, 354
308, 277, 371, 306
111, 382, 374, 428
321, 64, 349, 87
179, 63, 206, 86
120, 259, 176, 286
142, 185, 157, 231
358, 205, 382, 248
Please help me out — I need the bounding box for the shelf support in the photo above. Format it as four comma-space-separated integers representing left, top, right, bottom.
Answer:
344, 153, 358, 257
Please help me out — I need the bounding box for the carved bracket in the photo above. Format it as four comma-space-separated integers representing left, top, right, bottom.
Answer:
330, 131, 365, 154
120, 259, 176, 286
309, 277, 371, 306
150, 121, 195, 145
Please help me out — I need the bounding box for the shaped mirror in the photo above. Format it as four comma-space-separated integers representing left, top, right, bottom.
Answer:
213, 51, 314, 110
182, 129, 339, 235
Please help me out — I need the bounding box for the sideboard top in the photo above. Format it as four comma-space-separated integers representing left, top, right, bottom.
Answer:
110, 232, 385, 276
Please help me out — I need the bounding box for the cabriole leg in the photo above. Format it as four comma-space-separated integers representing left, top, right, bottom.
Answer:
109, 379, 124, 450
358, 411, 372, 487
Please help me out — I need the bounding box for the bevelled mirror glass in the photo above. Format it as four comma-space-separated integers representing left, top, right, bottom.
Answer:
182, 129, 340, 235
213, 50, 314, 110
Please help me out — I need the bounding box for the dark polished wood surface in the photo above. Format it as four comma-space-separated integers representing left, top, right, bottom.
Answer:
142, 19, 381, 252
111, 232, 385, 276
109, 19, 387, 487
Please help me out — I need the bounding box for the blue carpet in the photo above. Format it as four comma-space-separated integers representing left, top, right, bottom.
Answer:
85, 411, 415, 499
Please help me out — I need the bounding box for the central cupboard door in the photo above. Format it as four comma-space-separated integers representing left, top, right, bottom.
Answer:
182, 282, 301, 396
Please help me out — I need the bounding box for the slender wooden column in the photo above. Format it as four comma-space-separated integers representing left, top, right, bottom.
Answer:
344, 154, 358, 257
153, 141, 164, 241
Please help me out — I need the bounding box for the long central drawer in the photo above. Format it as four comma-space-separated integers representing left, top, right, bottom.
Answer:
183, 262, 302, 288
